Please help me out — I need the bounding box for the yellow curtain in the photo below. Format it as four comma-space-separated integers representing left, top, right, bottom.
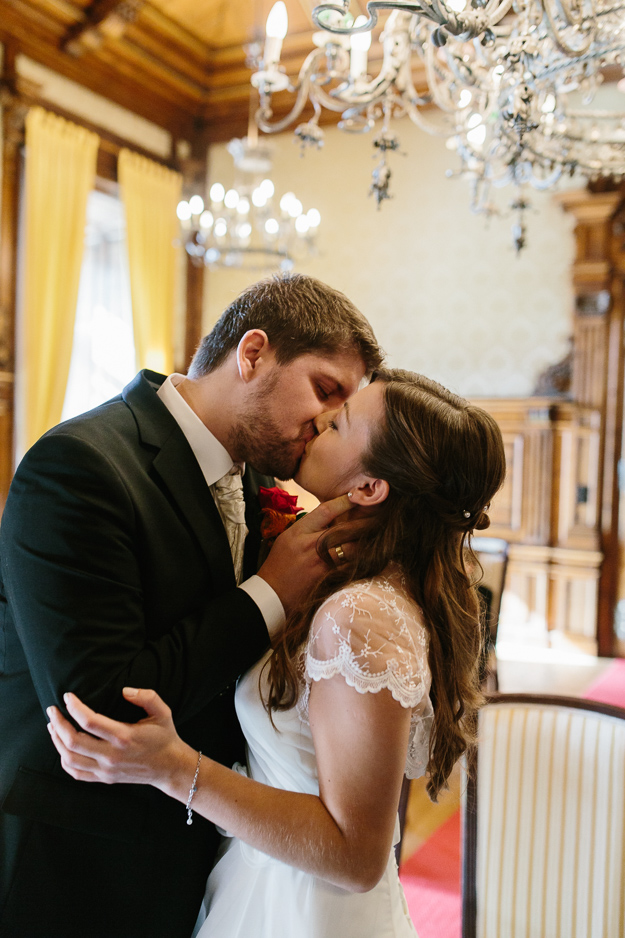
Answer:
23, 106, 99, 450
118, 150, 182, 375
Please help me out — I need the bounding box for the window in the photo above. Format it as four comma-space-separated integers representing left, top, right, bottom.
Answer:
62, 189, 136, 421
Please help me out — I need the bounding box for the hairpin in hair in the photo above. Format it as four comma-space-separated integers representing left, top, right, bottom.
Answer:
463, 510, 471, 519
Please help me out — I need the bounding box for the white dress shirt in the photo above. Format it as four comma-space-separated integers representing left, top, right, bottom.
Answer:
157, 374, 285, 637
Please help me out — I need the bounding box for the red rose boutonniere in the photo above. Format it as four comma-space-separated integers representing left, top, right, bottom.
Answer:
259, 486, 305, 543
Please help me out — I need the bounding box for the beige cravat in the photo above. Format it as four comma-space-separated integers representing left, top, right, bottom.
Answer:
211, 465, 248, 584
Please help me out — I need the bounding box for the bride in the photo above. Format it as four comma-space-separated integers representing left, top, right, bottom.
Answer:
47, 368, 505, 938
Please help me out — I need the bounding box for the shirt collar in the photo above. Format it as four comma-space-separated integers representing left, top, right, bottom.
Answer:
157, 374, 241, 487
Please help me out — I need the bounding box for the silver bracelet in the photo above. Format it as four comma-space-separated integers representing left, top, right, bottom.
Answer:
185, 751, 202, 826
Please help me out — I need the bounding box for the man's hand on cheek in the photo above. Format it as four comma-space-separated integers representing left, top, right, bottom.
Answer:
257, 495, 352, 615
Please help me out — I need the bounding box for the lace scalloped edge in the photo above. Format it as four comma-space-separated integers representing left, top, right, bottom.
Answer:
299, 578, 432, 779
306, 655, 427, 710
299, 656, 433, 780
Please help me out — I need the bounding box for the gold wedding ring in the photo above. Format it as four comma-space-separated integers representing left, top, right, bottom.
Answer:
334, 544, 346, 563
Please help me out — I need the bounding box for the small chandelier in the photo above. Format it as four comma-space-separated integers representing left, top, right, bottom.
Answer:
176, 132, 321, 272
250, 1, 625, 246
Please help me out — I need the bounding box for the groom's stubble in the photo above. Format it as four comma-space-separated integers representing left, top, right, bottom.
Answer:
227, 371, 308, 481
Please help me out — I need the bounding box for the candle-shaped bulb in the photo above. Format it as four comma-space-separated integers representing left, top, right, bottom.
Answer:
350, 15, 371, 80
266, 1, 288, 38
264, 2, 288, 68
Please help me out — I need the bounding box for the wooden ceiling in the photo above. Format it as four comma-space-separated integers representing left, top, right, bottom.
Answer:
0, 0, 399, 146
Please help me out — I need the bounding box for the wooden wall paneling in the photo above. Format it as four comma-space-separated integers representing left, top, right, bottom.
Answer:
0, 0, 200, 138
503, 543, 601, 646
61, 0, 148, 57
183, 254, 203, 372
0, 44, 26, 511
521, 413, 553, 545
615, 201, 625, 656
597, 258, 625, 655
573, 413, 602, 537
473, 398, 555, 546
176, 128, 209, 372
556, 188, 623, 655
554, 190, 621, 280
488, 431, 524, 534
551, 403, 601, 550
475, 393, 603, 643
548, 548, 602, 642
503, 544, 551, 634
573, 301, 609, 407
482, 191, 625, 648
551, 405, 571, 547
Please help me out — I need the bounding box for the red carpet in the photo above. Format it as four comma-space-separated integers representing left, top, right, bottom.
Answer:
399, 810, 461, 938
582, 658, 625, 707
398, 657, 625, 937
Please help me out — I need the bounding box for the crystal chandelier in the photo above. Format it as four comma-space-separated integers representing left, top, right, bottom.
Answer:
176, 132, 321, 272
250, 1, 625, 246
415, 0, 625, 246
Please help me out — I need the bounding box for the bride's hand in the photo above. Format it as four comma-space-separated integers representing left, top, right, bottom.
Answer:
46, 688, 188, 789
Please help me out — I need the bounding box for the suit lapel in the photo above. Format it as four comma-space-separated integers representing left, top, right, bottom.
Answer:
123, 370, 236, 592
152, 441, 236, 591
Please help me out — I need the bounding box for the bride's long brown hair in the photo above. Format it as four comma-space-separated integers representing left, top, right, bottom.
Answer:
266, 369, 506, 801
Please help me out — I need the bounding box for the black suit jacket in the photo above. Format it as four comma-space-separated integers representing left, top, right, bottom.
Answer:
0, 371, 273, 938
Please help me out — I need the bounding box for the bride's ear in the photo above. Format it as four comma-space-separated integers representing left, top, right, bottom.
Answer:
348, 477, 389, 508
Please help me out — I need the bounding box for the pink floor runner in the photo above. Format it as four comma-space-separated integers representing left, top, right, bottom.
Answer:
399, 810, 461, 938
582, 658, 625, 708
399, 657, 625, 937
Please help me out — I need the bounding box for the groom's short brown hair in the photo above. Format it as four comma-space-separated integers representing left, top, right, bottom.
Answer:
188, 273, 383, 377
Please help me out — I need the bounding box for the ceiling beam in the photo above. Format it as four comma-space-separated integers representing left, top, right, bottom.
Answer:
61, 0, 146, 57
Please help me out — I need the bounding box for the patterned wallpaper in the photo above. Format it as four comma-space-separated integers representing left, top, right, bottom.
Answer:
204, 121, 578, 400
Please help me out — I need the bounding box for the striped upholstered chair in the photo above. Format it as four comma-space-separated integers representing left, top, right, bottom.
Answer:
462, 694, 625, 938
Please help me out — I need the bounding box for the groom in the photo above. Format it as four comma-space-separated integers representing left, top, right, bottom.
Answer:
0, 273, 382, 938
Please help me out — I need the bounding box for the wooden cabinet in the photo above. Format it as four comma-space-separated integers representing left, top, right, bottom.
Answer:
473, 397, 603, 651
474, 188, 625, 656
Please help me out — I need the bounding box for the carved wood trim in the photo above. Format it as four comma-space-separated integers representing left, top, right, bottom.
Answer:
597, 268, 625, 656
0, 0, 431, 144
0, 43, 26, 509
572, 311, 609, 408
183, 256, 204, 372
9, 89, 177, 183
557, 186, 625, 655
62, 0, 147, 58
472, 398, 556, 546
0, 3, 199, 137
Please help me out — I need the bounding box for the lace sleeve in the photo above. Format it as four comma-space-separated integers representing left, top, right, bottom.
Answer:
299, 572, 434, 779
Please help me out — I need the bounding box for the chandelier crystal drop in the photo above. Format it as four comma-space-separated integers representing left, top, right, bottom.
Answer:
251, 0, 625, 248
176, 136, 320, 271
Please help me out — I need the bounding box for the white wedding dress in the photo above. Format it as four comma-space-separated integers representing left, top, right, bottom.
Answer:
194, 569, 433, 938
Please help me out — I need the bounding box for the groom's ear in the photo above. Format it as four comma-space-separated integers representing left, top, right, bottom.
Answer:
237, 330, 271, 382
348, 477, 389, 508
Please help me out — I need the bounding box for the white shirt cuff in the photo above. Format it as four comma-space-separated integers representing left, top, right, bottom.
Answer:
239, 575, 285, 638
